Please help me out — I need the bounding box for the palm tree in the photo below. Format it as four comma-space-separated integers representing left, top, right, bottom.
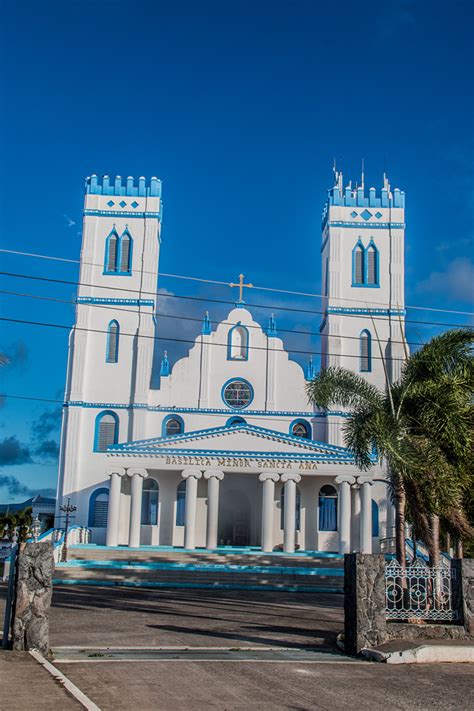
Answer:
306, 328, 473, 566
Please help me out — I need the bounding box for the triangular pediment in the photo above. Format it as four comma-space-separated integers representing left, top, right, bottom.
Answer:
108, 423, 355, 462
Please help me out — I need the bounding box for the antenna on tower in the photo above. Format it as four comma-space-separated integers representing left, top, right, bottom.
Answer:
333, 158, 343, 191
361, 158, 365, 190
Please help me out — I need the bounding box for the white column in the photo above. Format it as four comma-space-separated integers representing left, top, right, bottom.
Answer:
335, 476, 355, 554
281, 473, 301, 553
386, 497, 396, 540
182, 469, 202, 550
204, 469, 224, 550
105, 468, 125, 547
128, 468, 148, 548
358, 476, 373, 554
259, 472, 279, 552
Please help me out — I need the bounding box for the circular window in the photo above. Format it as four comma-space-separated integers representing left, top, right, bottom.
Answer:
222, 379, 253, 409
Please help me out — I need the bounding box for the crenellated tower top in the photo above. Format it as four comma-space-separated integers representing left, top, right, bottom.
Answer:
85, 174, 162, 198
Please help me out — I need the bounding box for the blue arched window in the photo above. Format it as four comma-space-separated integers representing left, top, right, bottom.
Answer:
104, 229, 119, 273
372, 499, 379, 537
227, 323, 249, 360
290, 419, 311, 439
366, 241, 379, 285
226, 416, 246, 426
176, 480, 186, 526
352, 240, 365, 286
106, 320, 119, 363
141, 479, 159, 525
103, 228, 133, 275
318, 484, 337, 531
280, 485, 301, 531
360, 330, 372, 372
94, 410, 119, 452
88, 488, 109, 527
162, 415, 184, 437
119, 229, 132, 273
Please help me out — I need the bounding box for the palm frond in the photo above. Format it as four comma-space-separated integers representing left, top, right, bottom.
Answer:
306, 366, 383, 410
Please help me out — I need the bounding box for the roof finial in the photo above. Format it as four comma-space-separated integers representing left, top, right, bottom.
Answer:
202, 311, 211, 335
160, 350, 170, 377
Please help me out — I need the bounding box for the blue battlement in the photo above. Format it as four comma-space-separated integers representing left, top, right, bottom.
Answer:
85, 174, 162, 198
326, 184, 405, 209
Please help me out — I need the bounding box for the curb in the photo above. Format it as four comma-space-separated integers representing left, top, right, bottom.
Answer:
362, 644, 474, 664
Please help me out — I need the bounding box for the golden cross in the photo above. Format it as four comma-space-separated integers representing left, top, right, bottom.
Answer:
229, 273, 253, 303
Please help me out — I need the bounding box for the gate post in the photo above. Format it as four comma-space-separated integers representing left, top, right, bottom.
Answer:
11, 542, 54, 655
344, 553, 388, 654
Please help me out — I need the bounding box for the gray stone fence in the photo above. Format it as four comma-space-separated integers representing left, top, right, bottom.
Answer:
344, 553, 473, 655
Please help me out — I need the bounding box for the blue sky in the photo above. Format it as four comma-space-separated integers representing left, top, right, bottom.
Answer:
0, 0, 473, 501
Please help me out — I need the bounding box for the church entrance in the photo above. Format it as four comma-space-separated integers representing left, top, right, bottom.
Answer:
218, 488, 251, 547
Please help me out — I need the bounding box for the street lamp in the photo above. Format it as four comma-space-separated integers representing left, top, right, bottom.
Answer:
59, 497, 77, 562
31, 515, 42, 543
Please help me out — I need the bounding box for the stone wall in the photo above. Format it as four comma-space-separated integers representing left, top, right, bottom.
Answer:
12, 542, 54, 655
344, 553, 473, 654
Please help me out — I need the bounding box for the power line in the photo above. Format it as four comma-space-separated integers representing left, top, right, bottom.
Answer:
0, 287, 428, 349
1, 247, 472, 317
1, 269, 471, 330
0, 314, 418, 364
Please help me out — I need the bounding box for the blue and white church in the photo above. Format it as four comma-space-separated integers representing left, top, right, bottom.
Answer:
55, 171, 406, 555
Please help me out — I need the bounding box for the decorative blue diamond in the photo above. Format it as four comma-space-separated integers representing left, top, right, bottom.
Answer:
361, 209, 372, 221
119, 200, 127, 208
375, 211, 383, 219
351, 211, 358, 218
107, 200, 115, 207
131, 201, 139, 208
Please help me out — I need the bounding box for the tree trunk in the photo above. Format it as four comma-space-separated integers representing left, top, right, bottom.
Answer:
394, 477, 406, 568
455, 539, 464, 559
428, 514, 440, 567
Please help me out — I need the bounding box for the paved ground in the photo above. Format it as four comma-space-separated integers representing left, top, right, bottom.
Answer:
2, 585, 473, 710
53, 659, 473, 710
0, 651, 82, 710
48, 585, 344, 649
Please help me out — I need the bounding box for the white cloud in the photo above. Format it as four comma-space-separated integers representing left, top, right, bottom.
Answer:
417, 257, 474, 304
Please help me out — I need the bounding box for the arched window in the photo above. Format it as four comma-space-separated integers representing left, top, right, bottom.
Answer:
372, 499, 379, 537
88, 488, 109, 528
280, 486, 301, 531
106, 320, 119, 363
227, 324, 249, 360
176, 480, 186, 526
163, 415, 184, 437
119, 230, 132, 273
141, 479, 159, 525
366, 242, 379, 285
105, 230, 119, 273
318, 484, 337, 531
352, 241, 365, 285
360, 330, 372, 372
226, 416, 246, 426
94, 411, 119, 452
290, 419, 311, 439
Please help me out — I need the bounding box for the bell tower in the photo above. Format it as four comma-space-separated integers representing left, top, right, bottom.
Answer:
320, 169, 407, 444
56, 175, 162, 520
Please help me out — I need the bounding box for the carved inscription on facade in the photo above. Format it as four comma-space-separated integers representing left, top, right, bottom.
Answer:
164, 455, 317, 470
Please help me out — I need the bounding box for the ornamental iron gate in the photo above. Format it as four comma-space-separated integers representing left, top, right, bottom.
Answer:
385, 559, 458, 622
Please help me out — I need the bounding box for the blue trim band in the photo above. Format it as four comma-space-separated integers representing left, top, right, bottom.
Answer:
77, 297, 155, 306
65, 401, 351, 418
85, 209, 160, 220
328, 221, 404, 229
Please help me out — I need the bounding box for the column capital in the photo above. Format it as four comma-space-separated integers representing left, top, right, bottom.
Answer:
204, 469, 224, 481
106, 467, 126, 478
182, 468, 203, 480
357, 475, 374, 486
127, 468, 148, 478
335, 475, 356, 485
281, 472, 301, 484
258, 472, 280, 483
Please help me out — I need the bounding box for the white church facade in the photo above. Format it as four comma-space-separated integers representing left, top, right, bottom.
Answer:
55, 172, 406, 555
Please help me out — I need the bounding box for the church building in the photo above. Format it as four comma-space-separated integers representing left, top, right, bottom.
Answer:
55, 172, 406, 555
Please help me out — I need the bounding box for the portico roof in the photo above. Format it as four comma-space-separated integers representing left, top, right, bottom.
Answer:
107, 423, 359, 464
